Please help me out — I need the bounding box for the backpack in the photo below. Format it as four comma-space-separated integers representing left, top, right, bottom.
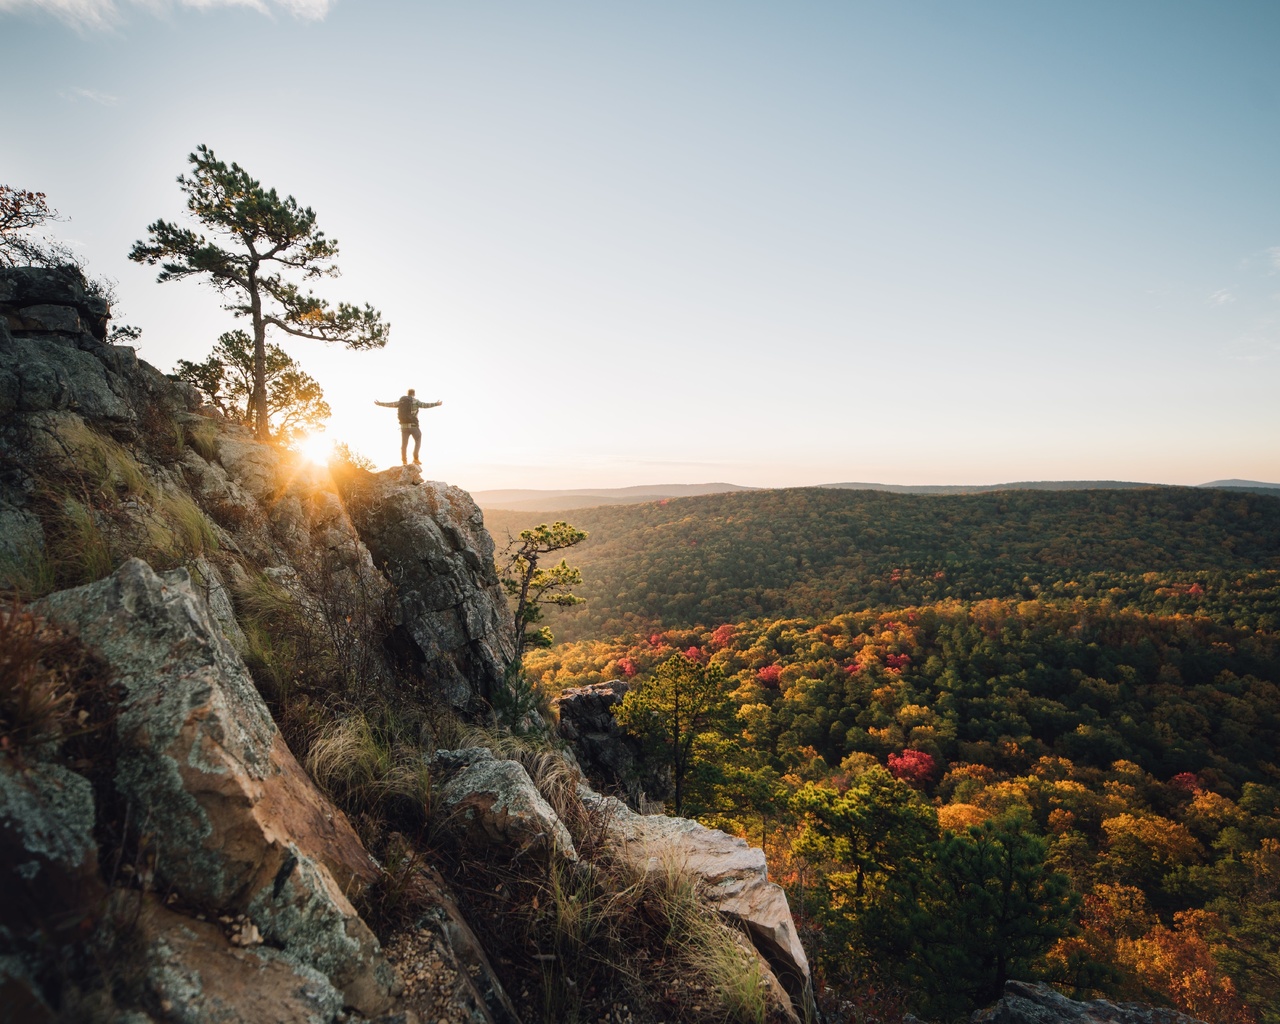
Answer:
396, 395, 417, 424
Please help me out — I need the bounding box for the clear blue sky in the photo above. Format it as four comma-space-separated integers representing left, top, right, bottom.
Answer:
3, 0, 1278, 489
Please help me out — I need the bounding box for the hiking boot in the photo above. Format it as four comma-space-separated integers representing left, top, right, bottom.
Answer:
413, 458, 422, 465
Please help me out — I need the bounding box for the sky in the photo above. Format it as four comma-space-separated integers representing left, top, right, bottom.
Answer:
2, 0, 1278, 490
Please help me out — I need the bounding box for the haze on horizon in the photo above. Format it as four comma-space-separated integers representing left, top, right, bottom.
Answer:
2, 0, 1278, 492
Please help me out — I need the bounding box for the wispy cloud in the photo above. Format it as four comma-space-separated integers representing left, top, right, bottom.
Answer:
0, 0, 333, 31
58, 85, 118, 104
1209, 289, 1236, 305
1268, 247, 1280, 273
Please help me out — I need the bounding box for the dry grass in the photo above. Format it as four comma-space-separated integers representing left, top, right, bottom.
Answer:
57, 497, 113, 584
434, 792, 780, 1024
0, 600, 120, 771
0, 547, 56, 599
187, 418, 220, 462
0, 605, 78, 749
55, 419, 154, 502
306, 713, 433, 824
159, 493, 218, 556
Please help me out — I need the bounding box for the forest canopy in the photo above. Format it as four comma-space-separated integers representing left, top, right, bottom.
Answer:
518, 485, 1280, 1021
486, 486, 1280, 641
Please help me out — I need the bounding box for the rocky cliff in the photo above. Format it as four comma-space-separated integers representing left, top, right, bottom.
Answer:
2, 266, 1202, 1024
0, 266, 817, 1024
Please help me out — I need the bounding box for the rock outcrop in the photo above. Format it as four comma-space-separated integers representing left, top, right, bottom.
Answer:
338, 468, 515, 712
0, 265, 110, 341
973, 981, 1208, 1024
580, 786, 814, 1022
0, 265, 179, 424
0, 264, 822, 1024
553, 679, 637, 783
432, 747, 578, 861
40, 558, 399, 1015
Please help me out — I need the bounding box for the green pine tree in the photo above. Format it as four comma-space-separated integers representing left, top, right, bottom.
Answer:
131, 146, 388, 440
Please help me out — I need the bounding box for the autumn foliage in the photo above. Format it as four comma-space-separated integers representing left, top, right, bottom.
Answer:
530, 597, 1280, 1020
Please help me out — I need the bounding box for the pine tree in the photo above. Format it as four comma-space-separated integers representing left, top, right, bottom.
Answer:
616, 653, 732, 815
130, 146, 388, 439
175, 329, 331, 441
500, 521, 587, 662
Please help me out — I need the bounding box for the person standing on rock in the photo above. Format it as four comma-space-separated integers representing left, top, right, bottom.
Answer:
374, 388, 442, 466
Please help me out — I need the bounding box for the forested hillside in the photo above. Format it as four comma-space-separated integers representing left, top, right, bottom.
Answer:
485, 486, 1280, 641
514, 485, 1280, 1021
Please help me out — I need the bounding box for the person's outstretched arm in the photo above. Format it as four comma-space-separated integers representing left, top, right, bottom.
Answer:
373, 400, 396, 407
422, 400, 443, 409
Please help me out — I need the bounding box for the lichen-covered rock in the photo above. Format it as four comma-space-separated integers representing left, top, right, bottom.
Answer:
40, 559, 399, 1015
0, 334, 134, 419
580, 785, 813, 1021
130, 894, 346, 1024
433, 748, 577, 861
0, 266, 190, 426
0, 757, 104, 948
337, 468, 515, 712
973, 981, 1208, 1024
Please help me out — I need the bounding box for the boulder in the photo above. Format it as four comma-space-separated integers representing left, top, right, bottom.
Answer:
0, 756, 104, 949
40, 559, 400, 1015
973, 981, 1208, 1024
432, 747, 577, 861
129, 893, 346, 1024
0, 335, 133, 419
214, 435, 284, 506
337, 468, 515, 712
580, 786, 813, 1021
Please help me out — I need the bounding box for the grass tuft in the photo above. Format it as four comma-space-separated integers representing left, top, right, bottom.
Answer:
187, 419, 220, 462
306, 713, 433, 819
56, 419, 154, 502
58, 498, 113, 584
160, 493, 218, 556
0, 548, 56, 599
440, 797, 780, 1024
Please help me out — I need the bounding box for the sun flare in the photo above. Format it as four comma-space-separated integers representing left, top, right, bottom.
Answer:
299, 432, 335, 466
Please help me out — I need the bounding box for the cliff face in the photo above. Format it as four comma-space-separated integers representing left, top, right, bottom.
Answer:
0, 265, 512, 714
0, 267, 817, 1024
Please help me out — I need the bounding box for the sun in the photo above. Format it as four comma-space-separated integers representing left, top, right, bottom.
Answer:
298, 432, 335, 467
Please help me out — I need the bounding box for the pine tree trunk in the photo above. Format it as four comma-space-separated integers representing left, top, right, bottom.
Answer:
248, 275, 269, 440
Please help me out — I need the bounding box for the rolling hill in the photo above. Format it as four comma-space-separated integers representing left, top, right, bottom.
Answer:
483, 485, 1280, 642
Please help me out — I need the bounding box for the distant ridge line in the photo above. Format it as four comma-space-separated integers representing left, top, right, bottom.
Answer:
474, 482, 755, 511
477, 478, 1280, 511
819, 479, 1154, 494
